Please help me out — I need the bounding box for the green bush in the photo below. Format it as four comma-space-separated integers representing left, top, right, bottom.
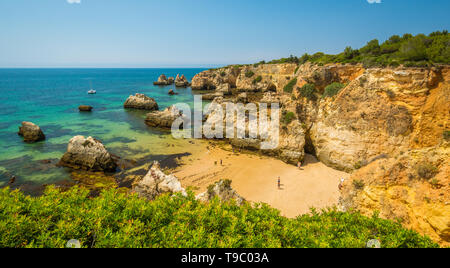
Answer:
0, 186, 438, 248
245, 70, 255, 78
323, 82, 346, 98
443, 130, 450, 141
417, 162, 438, 179
220, 71, 226, 77
298, 83, 317, 101
283, 78, 297, 93
353, 179, 365, 190
281, 111, 296, 125
253, 75, 262, 84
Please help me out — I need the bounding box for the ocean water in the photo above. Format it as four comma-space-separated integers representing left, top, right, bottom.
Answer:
0, 68, 208, 189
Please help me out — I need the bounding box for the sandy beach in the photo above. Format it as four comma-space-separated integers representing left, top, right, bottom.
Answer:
173, 142, 350, 218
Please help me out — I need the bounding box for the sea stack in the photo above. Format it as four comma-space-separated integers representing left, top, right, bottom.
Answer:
124, 93, 159, 110
175, 74, 190, 87
59, 136, 117, 172
153, 74, 173, 86
18, 122, 45, 143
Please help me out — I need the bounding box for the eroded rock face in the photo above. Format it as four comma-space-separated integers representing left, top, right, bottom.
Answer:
191, 67, 241, 90
145, 105, 183, 128
175, 74, 190, 87
124, 94, 159, 110
236, 64, 296, 92
196, 179, 245, 205
153, 74, 173, 86
59, 136, 117, 172
18, 122, 45, 143
132, 161, 186, 200
340, 142, 450, 247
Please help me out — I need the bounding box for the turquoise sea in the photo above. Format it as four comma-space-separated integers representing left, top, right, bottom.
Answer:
0, 68, 207, 190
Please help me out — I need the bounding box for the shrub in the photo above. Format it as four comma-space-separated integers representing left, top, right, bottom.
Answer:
443, 130, 450, 141
281, 111, 296, 125
353, 179, 365, 190
220, 71, 226, 77
245, 70, 255, 78
417, 162, 438, 179
298, 83, 317, 101
0, 186, 437, 248
283, 78, 297, 93
253, 75, 262, 84
323, 82, 345, 98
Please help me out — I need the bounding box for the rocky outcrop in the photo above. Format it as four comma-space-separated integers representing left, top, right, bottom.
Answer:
175, 74, 190, 87
196, 179, 245, 205
78, 105, 93, 112
145, 105, 184, 128
123, 94, 159, 110
236, 64, 297, 92
299, 66, 450, 171
168, 89, 178, 96
153, 74, 174, 86
18, 122, 45, 143
132, 161, 186, 200
202, 98, 306, 164
191, 66, 241, 90
59, 136, 117, 172
340, 142, 450, 247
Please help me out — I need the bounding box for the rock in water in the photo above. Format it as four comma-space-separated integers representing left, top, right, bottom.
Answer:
59, 136, 117, 172
153, 74, 173, 86
18, 121, 45, 143
78, 105, 93, 112
175, 74, 190, 87
124, 93, 159, 110
196, 179, 245, 205
145, 105, 184, 128
132, 161, 187, 200
168, 89, 178, 95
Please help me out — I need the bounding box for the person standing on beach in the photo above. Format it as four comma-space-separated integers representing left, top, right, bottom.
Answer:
297, 161, 301, 170
277, 177, 281, 189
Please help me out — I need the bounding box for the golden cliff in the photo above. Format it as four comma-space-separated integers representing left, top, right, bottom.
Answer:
191, 62, 450, 245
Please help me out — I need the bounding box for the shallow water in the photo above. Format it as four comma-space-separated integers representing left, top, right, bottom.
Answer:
0, 68, 207, 188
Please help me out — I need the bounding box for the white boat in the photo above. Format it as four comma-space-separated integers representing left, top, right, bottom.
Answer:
87, 81, 96, 94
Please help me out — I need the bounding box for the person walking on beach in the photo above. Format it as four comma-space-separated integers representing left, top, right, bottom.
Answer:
297, 161, 301, 170
277, 177, 281, 189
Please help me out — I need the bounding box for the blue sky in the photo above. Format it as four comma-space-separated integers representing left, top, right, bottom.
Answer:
0, 0, 448, 68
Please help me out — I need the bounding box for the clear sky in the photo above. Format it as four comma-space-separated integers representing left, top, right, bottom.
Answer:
0, 0, 448, 68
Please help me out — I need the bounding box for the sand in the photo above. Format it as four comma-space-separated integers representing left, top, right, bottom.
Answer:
173, 142, 350, 218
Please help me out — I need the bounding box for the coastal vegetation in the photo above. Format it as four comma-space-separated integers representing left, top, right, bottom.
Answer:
323, 82, 346, 98
298, 83, 318, 101
283, 78, 297, 93
0, 186, 438, 248
267, 31, 449, 67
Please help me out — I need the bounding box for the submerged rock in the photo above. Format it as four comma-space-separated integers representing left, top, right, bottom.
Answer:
78, 105, 93, 112
124, 93, 159, 110
196, 179, 245, 205
168, 89, 178, 96
18, 121, 45, 143
153, 74, 173, 86
59, 136, 117, 172
132, 161, 186, 200
175, 74, 190, 87
145, 105, 184, 128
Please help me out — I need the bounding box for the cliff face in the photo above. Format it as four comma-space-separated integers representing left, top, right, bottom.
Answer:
191, 62, 450, 245
340, 142, 450, 246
